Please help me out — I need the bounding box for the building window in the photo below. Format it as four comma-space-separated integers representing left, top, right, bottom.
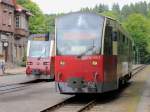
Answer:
2, 9, 7, 26
16, 14, 28, 30
0, 42, 3, 55
16, 15, 20, 28
8, 11, 13, 27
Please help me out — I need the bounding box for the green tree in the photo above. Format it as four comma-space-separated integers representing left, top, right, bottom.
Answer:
81, 4, 109, 13
16, 0, 28, 5
123, 13, 150, 63
17, 0, 47, 34
96, 4, 109, 13
81, 7, 91, 12
112, 3, 120, 13
101, 11, 119, 20
134, 2, 148, 16
44, 14, 56, 33
121, 5, 132, 18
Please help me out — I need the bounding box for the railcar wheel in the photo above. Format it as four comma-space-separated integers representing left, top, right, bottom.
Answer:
119, 77, 126, 88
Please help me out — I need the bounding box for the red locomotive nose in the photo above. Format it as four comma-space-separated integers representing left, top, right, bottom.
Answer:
55, 55, 104, 93
55, 56, 104, 82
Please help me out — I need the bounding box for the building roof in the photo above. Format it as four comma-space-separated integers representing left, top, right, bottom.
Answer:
15, 4, 32, 16
0, 0, 32, 16
0, 0, 14, 6
13, 0, 32, 16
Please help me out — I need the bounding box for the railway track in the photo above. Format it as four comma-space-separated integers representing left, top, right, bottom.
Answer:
0, 79, 45, 95
132, 65, 146, 76
0, 73, 23, 76
41, 96, 96, 112
41, 65, 146, 112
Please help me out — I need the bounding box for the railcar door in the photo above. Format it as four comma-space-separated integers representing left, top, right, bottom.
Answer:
103, 19, 118, 92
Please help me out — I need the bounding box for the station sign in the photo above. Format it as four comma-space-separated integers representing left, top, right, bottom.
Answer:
29, 34, 50, 41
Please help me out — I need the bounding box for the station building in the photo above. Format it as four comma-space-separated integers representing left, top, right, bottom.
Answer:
0, 0, 31, 65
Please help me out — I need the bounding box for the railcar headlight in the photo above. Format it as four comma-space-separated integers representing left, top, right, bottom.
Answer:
43, 62, 49, 65
92, 61, 98, 66
60, 60, 65, 66
27, 62, 33, 65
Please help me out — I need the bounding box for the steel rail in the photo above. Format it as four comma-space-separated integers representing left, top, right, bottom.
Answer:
40, 96, 76, 112
132, 65, 146, 76
77, 100, 96, 112
132, 64, 145, 71
0, 84, 31, 95
0, 79, 40, 88
41, 96, 97, 112
0, 80, 44, 95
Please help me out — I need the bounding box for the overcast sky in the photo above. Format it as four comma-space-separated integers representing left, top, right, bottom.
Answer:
32, 0, 150, 14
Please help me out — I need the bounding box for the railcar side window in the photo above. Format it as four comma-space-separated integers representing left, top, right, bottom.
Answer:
123, 35, 125, 43
120, 32, 124, 54
104, 25, 113, 55
104, 19, 118, 55
112, 32, 117, 41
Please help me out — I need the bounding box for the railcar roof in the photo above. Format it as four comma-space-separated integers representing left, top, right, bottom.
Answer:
56, 11, 115, 20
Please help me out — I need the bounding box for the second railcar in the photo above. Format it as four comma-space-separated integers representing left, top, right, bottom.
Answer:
26, 34, 55, 80
55, 12, 133, 94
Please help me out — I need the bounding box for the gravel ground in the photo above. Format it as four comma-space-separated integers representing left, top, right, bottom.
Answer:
136, 67, 150, 112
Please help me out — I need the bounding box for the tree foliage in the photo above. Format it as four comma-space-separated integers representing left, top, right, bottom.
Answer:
17, 0, 47, 34
112, 3, 120, 14
101, 11, 119, 20
123, 14, 150, 63
44, 14, 56, 33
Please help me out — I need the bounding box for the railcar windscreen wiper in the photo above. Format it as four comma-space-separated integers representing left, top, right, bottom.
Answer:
77, 45, 95, 58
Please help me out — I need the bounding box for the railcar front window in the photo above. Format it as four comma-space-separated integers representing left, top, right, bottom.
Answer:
29, 41, 50, 57
56, 13, 104, 56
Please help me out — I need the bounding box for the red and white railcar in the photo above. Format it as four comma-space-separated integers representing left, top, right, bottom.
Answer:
26, 34, 55, 80
55, 12, 133, 94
